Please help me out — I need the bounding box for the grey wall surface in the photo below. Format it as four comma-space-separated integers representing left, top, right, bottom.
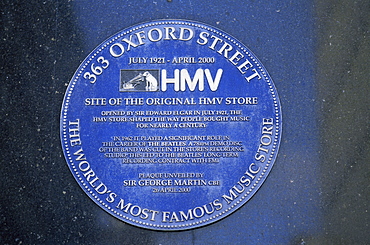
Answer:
1, 0, 369, 244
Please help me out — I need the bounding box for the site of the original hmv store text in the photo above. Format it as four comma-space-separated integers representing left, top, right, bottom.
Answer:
61, 20, 282, 230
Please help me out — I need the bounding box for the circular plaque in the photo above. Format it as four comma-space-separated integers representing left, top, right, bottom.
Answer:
60, 20, 281, 230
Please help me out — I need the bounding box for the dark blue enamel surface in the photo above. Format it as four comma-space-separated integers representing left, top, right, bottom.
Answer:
2, 0, 369, 244
61, 20, 281, 230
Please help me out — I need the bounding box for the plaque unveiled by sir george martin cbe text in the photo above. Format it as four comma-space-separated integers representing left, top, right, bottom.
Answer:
60, 20, 282, 230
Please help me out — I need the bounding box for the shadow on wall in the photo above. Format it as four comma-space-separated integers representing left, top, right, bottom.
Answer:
315, 0, 370, 244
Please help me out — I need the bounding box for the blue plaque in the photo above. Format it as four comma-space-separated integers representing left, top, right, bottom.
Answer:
60, 20, 282, 230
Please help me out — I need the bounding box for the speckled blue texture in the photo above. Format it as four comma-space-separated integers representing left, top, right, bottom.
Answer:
1, 0, 369, 244
60, 20, 282, 230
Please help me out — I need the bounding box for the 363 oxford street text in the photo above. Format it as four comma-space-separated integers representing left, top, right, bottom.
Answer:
84, 25, 261, 85
61, 20, 281, 230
